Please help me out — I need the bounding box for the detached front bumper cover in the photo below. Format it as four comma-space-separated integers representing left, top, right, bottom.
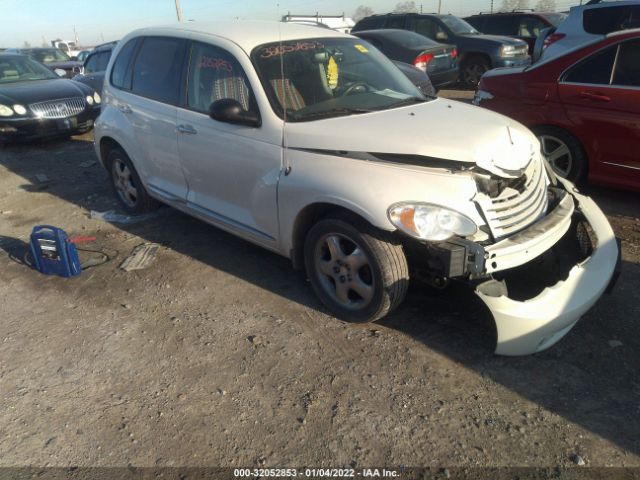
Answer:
475, 182, 619, 356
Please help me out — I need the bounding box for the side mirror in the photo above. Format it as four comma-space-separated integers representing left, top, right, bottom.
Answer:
54, 68, 66, 77
436, 31, 448, 41
209, 99, 261, 127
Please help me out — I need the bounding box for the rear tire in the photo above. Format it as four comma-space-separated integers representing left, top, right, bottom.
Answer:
106, 146, 159, 214
304, 216, 409, 323
533, 126, 587, 182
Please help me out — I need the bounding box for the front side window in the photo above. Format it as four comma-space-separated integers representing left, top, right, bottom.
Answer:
0, 56, 59, 84
95, 51, 111, 72
411, 17, 446, 40
252, 37, 426, 122
131, 37, 186, 104
186, 42, 255, 114
484, 16, 517, 36
564, 45, 617, 85
84, 53, 99, 73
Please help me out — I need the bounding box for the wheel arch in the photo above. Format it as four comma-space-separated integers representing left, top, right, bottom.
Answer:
530, 123, 591, 178
99, 136, 125, 169
289, 202, 391, 271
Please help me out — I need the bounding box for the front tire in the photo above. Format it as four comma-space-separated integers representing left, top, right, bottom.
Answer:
304, 217, 409, 323
106, 146, 159, 214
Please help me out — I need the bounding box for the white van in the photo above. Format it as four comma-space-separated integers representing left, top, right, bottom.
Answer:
94, 21, 619, 355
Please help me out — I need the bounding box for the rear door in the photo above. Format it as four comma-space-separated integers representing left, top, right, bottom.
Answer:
121, 36, 190, 201
559, 39, 640, 185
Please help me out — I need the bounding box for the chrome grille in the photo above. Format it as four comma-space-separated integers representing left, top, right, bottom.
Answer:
29, 97, 86, 119
476, 159, 549, 239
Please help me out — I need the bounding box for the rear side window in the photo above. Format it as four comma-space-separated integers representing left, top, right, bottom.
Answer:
517, 16, 547, 37
564, 45, 617, 85
131, 37, 186, 105
86, 51, 111, 73
387, 16, 405, 29
583, 5, 640, 35
84, 53, 99, 73
353, 16, 385, 31
483, 16, 517, 36
612, 39, 640, 87
111, 39, 139, 89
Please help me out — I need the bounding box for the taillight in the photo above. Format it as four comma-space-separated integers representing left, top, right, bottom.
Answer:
414, 53, 434, 71
451, 48, 458, 58
543, 33, 566, 49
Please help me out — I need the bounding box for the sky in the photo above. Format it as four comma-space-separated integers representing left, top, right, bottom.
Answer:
0, 0, 577, 47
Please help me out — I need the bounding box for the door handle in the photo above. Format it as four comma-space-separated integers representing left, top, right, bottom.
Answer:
176, 124, 198, 135
117, 104, 132, 114
579, 91, 611, 102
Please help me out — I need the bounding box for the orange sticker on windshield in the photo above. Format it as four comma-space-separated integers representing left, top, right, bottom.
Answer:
354, 44, 369, 53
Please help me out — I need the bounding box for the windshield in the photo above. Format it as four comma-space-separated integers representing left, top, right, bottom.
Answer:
440, 16, 480, 35
252, 37, 427, 122
543, 13, 568, 27
24, 48, 71, 63
0, 55, 59, 84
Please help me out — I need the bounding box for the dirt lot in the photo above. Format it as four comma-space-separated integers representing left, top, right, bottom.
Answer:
1, 95, 640, 472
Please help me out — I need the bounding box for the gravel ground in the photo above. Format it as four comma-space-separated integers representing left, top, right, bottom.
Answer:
0, 93, 639, 473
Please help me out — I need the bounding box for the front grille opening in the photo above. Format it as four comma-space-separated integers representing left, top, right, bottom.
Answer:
491, 217, 594, 301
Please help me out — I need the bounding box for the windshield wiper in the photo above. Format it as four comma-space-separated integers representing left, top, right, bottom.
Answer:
386, 97, 427, 109
295, 107, 374, 121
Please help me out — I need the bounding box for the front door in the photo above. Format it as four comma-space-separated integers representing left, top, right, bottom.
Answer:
177, 40, 282, 246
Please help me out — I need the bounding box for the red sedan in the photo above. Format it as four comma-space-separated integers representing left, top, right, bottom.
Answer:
473, 30, 640, 191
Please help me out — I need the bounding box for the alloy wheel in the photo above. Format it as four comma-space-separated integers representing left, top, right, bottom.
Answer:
313, 233, 375, 311
112, 158, 138, 208
539, 134, 573, 178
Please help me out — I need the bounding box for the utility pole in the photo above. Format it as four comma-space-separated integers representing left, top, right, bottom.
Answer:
438, 0, 442, 14
420, 3, 423, 13
73, 25, 78, 44
491, 0, 494, 12
175, 0, 183, 22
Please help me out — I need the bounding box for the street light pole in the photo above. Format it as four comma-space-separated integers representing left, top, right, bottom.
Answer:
438, 0, 442, 13
175, 0, 183, 22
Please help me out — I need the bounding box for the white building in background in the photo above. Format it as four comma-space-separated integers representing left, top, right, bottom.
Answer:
282, 13, 356, 34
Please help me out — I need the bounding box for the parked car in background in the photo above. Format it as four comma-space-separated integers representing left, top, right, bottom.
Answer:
94, 22, 618, 356
3, 47, 83, 78
51, 40, 81, 59
465, 11, 567, 54
352, 13, 530, 87
353, 29, 458, 90
474, 30, 640, 191
73, 41, 117, 93
537, 0, 640, 62
392, 60, 436, 96
0, 53, 101, 142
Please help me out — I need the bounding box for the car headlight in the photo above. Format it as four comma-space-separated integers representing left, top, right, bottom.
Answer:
388, 203, 477, 241
93, 92, 101, 104
500, 45, 522, 57
13, 104, 27, 115
0, 104, 13, 117
86, 95, 94, 105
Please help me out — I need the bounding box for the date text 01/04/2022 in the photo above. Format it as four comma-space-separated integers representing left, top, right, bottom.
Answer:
233, 468, 400, 477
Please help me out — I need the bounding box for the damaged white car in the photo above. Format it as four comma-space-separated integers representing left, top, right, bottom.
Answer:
94, 22, 620, 355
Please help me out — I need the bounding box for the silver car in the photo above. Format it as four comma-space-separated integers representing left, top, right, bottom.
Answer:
94, 21, 619, 356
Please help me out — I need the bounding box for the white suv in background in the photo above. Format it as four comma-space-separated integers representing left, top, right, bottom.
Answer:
537, 0, 640, 61
94, 21, 619, 355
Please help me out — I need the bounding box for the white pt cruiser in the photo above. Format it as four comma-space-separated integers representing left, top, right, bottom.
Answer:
94, 22, 620, 355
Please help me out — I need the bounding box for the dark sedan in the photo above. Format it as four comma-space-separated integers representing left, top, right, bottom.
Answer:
3, 47, 83, 78
353, 29, 458, 90
0, 54, 101, 143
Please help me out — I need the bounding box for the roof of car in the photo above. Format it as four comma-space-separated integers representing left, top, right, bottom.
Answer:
466, 11, 560, 17
125, 21, 349, 53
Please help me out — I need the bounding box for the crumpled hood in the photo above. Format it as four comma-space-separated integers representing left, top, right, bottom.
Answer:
285, 98, 539, 178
